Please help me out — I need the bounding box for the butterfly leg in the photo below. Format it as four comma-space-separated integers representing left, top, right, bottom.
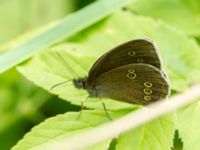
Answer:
76, 95, 89, 120
102, 102, 113, 121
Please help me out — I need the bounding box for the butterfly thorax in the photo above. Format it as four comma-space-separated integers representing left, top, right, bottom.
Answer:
73, 77, 99, 97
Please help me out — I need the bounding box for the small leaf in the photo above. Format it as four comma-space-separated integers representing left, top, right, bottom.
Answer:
171, 130, 184, 150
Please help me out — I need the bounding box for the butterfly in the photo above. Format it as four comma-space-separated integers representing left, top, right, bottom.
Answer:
72, 39, 169, 105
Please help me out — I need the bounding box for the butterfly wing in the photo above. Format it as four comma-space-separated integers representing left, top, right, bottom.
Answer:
91, 63, 169, 105
88, 39, 162, 85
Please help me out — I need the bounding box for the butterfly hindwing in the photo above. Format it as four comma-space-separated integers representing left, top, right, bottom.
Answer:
92, 63, 169, 105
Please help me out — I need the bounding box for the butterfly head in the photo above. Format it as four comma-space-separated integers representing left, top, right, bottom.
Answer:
73, 77, 88, 89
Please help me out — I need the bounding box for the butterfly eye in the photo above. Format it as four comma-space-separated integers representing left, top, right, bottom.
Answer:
128, 51, 136, 56
144, 82, 153, 88
144, 88, 152, 94
128, 69, 135, 73
137, 59, 144, 63
144, 95, 151, 101
127, 72, 136, 79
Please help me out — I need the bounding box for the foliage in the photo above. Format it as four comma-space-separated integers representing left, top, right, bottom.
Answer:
171, 130, 183, 150
0, 0, 200, 150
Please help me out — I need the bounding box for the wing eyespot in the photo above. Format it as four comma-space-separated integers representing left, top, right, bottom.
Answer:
144, 95, 151, 101
128, 51, 136, 56
128, 69, 135, 73
127, 72, 136, 79
144, 88, 152, 94
137, 58, 144, 63
127, 69, 136, 79
143, 81, 153, 101
144, 82, 153, 88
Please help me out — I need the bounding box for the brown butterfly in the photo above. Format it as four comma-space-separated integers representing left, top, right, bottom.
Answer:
72, 39, 169, 105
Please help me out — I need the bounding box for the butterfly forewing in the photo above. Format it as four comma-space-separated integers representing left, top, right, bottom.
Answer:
88, 39, 162, 85
93, 63, 169, 105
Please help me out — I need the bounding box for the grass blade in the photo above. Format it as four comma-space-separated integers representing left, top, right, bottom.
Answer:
0, 0, 136, 73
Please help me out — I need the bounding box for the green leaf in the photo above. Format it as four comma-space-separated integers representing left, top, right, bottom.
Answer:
17, 11, 200, 109
176, 101, 200, 150
12, 109, 175, 150
171, 130, 184, 150
116, 114, 175, 150
131, 0, 200, 36
0, 0, 136, 74
12, 109, 131, 150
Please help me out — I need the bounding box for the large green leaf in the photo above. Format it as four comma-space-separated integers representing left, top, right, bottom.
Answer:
18, 10, 200, 110
0, 0, 136, 74
131, 0, 200, 36
12, 110, 131, 150
12, 110, 175, 150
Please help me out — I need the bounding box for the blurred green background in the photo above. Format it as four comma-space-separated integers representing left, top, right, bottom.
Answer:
0, 0, 94, 149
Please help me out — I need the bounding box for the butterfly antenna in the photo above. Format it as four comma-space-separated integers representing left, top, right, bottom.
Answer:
55, 51, 80, 78
50, 80, 72, 90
